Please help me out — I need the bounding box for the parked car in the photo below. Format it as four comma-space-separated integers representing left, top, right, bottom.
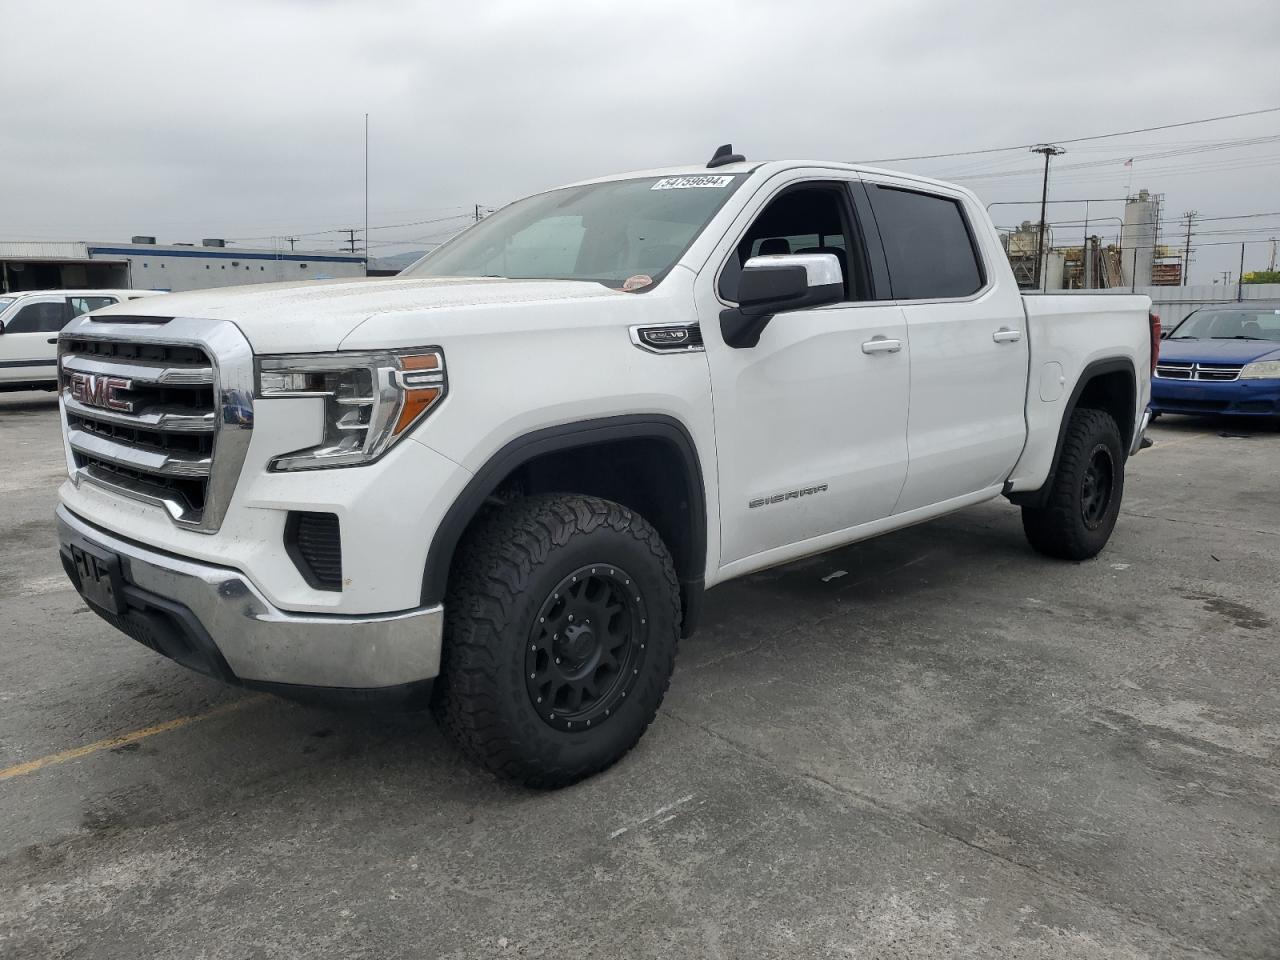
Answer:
1151, 302, 1280, 421
0, 289, 163, 392
54, 149, 1157, 787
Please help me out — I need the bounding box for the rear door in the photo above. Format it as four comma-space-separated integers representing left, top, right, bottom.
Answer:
0, 297, 69, 384
863, 180, 1029, 513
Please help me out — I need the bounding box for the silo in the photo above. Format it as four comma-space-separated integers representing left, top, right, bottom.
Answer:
1119, 189, 1158, 288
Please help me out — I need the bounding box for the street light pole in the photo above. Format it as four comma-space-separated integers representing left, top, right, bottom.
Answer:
1030, 144, 1065, 290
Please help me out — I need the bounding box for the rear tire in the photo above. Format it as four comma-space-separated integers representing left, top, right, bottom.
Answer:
433, 494, 680, 788
1021, 408, 1125, 561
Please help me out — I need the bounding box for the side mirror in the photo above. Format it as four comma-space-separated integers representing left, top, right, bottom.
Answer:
720, 253, 843, 349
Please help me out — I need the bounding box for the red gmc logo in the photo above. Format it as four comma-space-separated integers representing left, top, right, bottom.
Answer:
68, 372, 134, 412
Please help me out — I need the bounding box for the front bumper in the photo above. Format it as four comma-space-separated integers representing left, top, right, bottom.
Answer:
57, 505, 444, 692
1151, 378, 1280, 417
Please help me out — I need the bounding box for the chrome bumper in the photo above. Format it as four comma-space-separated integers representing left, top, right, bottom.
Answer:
56, 505, 443, 689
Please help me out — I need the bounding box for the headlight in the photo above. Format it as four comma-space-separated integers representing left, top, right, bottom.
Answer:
256, 348, 446, 470
1239, 360, 1280, 380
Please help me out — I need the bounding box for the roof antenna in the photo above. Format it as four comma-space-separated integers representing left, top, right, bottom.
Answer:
707, 144, 745, 168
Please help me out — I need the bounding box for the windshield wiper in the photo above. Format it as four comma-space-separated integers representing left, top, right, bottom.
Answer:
1224, 335, 1268, 340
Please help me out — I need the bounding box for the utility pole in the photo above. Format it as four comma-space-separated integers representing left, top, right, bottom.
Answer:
285, 236, 298, 252
1030, 144, 1065, 290
1238, 243, 1246, 302
341, 228, 362, 254
475, 203, 482, 223
1180, 211, 1197, 286
1269, 237, 1277, 273
1080, 200, 1090, 289
364, 113, 370, 277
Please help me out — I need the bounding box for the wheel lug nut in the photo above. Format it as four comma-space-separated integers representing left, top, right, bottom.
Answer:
555, 658, 561, 664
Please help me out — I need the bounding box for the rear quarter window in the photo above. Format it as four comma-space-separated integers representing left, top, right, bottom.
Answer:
868, 185, 984, 300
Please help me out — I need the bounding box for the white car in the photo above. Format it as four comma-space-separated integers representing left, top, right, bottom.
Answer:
0, 289, 162, 392
54, 149, 1158, 787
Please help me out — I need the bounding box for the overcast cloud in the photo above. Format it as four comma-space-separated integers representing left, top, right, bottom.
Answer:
3, 0, 1278, 279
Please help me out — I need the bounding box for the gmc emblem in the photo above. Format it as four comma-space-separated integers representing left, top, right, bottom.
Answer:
68, 372, 134, 413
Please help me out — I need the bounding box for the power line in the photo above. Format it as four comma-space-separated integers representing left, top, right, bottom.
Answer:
854, 105, 1280, 163
946, 134, 1280, 181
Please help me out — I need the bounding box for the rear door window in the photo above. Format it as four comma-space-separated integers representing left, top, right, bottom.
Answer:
68, 296, 118, 317
867, 186, 984, 300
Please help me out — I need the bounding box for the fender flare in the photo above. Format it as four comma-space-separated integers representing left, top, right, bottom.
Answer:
421, 414, 707, 631
1007, 356, 1138, 509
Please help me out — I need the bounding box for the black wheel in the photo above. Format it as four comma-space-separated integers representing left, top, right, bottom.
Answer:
433, 494, 680, 788
1021, 408, 1125, 561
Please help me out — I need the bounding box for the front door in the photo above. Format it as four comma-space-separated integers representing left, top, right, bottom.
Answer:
0, 297, 69, 384
695, 175, 910, 570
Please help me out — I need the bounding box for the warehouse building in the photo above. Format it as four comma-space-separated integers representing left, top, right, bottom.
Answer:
0, 238, 366, 293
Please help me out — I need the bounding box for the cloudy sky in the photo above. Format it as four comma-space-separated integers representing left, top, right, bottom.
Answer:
3, 0, 1278, 280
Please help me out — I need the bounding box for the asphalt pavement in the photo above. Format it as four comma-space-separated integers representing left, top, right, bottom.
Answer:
1, 389, 1277, 959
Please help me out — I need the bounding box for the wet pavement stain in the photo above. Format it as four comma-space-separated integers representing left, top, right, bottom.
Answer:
1185, 593, 1273, 630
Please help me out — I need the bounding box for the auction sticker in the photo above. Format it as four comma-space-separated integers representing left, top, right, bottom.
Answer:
651, 175, 735, 190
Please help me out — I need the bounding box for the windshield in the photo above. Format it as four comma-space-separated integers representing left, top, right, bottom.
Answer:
402, 174, 745, 289
0, 297, 14, 316
1170, 306, 1280, 341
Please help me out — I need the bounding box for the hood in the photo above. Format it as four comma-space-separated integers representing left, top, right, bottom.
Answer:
88, 276, 625, 352
1159, 337, 1280, 365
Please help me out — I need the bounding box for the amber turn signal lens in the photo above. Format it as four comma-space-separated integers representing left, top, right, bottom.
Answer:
395, 386, 441, 434
402, 354, 439, 371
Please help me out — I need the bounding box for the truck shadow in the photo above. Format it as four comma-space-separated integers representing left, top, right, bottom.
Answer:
1153, 412, 1279, 437
0, 392, 59, 414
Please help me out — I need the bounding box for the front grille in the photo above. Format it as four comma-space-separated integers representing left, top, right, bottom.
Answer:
1155, 361, 1242, 382
286, 512, 343, 591
61, 335, 217, 523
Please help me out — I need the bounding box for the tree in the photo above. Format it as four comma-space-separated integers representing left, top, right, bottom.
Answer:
1242, 270, 1280, 284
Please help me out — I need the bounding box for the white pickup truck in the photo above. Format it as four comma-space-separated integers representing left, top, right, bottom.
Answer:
55, 148, 1158, 787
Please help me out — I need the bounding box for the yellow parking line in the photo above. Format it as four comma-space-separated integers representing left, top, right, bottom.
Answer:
0, 695, 265, 782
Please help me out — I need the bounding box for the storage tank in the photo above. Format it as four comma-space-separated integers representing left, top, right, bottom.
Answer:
1119, 189, 1158, 288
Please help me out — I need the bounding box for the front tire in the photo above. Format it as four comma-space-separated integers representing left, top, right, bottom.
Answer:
1021, 408, 1125, 561
433, 494, 681, 788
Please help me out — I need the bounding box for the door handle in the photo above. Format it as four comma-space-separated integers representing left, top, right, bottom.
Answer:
861, 336, 903, 355
47, 337, 59, 344
993, 327, 1022, 343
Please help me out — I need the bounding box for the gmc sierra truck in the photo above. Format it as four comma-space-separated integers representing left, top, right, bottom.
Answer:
55, 147, 1158, 787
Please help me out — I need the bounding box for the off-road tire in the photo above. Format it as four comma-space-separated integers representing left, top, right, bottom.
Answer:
1021, 408, 1125, 561
432, 494, 680, 788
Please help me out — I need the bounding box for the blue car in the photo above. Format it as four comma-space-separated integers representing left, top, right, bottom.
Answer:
1152, 301, 1280, 421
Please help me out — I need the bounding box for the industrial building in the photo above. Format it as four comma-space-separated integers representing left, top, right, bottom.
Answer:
0, 238, 366, 294
1001, 187, 1184, 291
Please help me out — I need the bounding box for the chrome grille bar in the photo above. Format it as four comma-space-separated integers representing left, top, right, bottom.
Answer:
67, 427, 212, 478
62, 394, 216, 433
61, 353, 214, 386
